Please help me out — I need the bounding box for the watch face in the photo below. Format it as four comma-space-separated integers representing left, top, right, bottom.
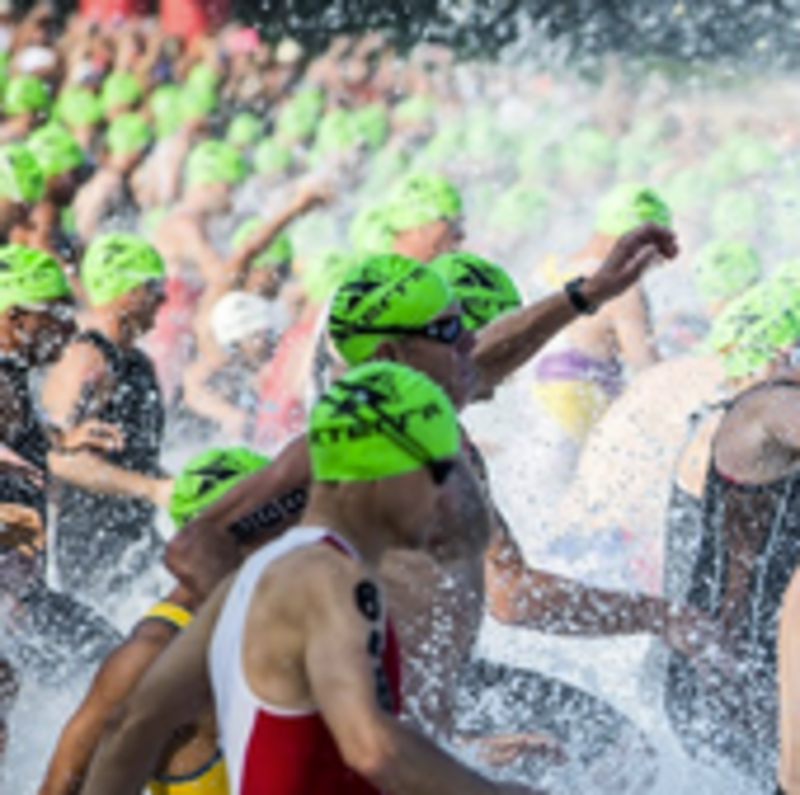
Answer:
566, 277, 597, 315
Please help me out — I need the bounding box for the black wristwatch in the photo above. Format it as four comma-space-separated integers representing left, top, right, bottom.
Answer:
565, 276, 599, 316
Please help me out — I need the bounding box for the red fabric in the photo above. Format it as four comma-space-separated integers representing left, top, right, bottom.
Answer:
238, 535, 400, 795
160, 0, 228, 38
241, 710, 383, 795
253, 311, 319, 451
79, 0, 150, 21
145, 277, 203, 404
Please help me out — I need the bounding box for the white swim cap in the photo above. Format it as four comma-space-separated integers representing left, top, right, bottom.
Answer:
211, 291, 274, 348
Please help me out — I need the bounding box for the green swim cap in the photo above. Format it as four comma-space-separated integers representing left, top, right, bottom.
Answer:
253, 139, 293, 176
232, 218, 293, 269
394, 95, 435, 125
313, 109, 360, 159
186, 62, 219, 92
302, 249, 358, 304
734, 136, 778, 179
0, 244, 71, 313
464, 115, 508, 162
417, 125, 463, 168
0, 144, 45, 203
82, 233, 165, 307
180, 85, 218, 123
101, 71, 142, 114
275, 89, 324, 143
384, 172, 463, 232
354, 104, 388, 150
185, 140, 245, 189
772, 184, 800, 247
310, 361, 459, 483
771, 260, 800, 287
4, 75, 50, 117
27, 124, 85, 180
487, 185, 549, 235
709, 282, 800, 378
429, 252, 522, 331
56, 87, 103, 129
349, 204, 394, 255
329, 254, 453, 366
560, 127, 615, 177
227, 112, 262, 148
169, 446, 269, 528
106, 113, 152, 156
149, 84, 180, 119
711, 191, 759, 239
662, 167, 711, 214
693, 240, 762, 303
595, 183, 672, 237
149, 85, 183, 139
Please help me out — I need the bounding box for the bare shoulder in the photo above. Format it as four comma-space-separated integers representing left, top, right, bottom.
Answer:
261, 543, 366, 609
49, 339, 108, 382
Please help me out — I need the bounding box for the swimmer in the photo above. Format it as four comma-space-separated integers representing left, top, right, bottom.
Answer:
150, 143, 324, 403
0, 244, 120, 765
0, 143, 44, 246
170, 237, 714, 790
557, 239, 762, 589
40, 445, 268, 795
0, 74, 51, 144
73, 112, 153, 239
664, 277, 800, 789
183, 291, 285, 441
533, 184, 670, 443
82, 362, 538, 795
42, 233, 173, 608
16, 124, 89, 283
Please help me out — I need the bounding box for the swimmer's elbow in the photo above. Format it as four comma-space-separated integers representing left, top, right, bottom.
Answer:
164, 531, 193, 583
338, 720, 401, 784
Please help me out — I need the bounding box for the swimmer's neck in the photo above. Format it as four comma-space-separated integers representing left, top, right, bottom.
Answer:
86, 308, 141, 350
301, 484, 394, 568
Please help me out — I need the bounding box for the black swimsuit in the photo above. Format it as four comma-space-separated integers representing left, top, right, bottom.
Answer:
0, 357, 120, 683
54, 331, 165, 603
666, 381, 800, 789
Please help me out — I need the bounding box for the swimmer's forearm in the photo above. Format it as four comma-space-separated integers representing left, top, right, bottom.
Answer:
80, 711, 165, 795
472, 292, 579, 390
487, 561, 669, 636
48, 451, 168, 505
362, 720, 529, 795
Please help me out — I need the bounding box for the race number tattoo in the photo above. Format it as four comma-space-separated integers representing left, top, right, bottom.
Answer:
354, 581, 381, 622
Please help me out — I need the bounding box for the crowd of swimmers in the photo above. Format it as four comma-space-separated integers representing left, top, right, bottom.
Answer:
1, 2, 800, 793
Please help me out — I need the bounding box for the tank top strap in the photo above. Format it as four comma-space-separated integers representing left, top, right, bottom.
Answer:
74, 330, 124, 380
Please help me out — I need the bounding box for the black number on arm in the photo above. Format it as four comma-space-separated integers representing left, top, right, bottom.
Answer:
354, 581, 381, 622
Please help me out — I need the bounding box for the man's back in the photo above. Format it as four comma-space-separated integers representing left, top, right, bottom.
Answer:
210, 526, 400, 795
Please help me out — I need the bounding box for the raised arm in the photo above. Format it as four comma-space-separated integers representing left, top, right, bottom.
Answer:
218, 183, 329, 291
472, 223, 678, 392
81, 579, 231, 795
607, 284, 659, 371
